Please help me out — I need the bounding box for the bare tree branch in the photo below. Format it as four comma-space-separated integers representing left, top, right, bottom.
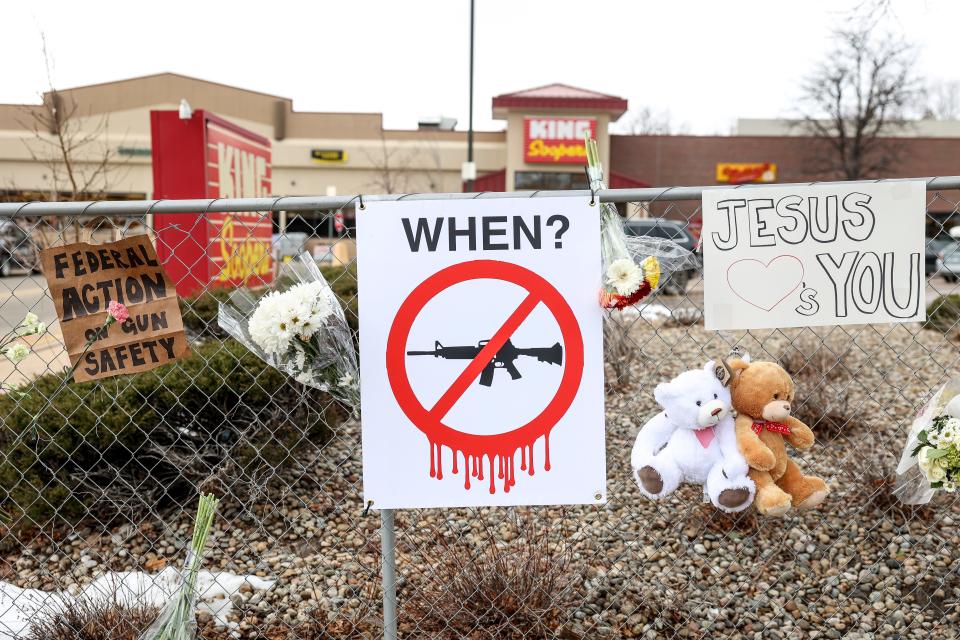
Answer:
363, 129, 448, 194
10, 33, 131, 245
797, 26, 920, 180
922, 80, 960, 120
621, 107, 681, 136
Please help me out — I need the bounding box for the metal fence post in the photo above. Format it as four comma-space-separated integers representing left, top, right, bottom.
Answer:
380, 508, 398, 640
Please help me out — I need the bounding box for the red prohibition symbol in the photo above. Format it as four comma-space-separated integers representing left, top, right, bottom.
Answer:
386, 259, 584, 494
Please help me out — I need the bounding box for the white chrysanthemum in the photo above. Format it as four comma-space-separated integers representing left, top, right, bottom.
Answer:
249, 281, 335, 357
943, 480, 958, 493
4, 343, 29, 363
605, 258, 643, 296
946, 417, 960, 431
284, 282, 333, 338
338, 373, 356, 389
939, 426, 957, 446
249, 291, 295, 355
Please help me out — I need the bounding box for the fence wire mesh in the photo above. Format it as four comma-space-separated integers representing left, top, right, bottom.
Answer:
0, 180, 958, 640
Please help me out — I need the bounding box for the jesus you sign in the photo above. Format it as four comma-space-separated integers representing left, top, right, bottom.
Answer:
702, 180, 926, 331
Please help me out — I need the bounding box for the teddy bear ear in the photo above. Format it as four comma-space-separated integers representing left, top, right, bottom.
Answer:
653, 381, 675, 407
724, 358, 750, 387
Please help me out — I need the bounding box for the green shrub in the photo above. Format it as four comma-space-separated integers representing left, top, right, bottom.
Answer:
180, 286, 233, 339
0, 339, 339, 531
179, 264, 358, 338
320, 264, 358, 332
925, 294, 960, 333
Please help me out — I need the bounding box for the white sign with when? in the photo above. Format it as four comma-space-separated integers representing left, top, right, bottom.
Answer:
357, 197, 606, 509
702, 180, 926, 330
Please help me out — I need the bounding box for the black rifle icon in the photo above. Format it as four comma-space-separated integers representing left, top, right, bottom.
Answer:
407, 338, 563, 387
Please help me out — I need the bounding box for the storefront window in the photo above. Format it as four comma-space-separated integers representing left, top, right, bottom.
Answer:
514, 171, 588, 191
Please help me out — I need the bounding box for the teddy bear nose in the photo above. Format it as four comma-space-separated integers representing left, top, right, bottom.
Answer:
784, 404, 791, 413
711, 407, 722, 416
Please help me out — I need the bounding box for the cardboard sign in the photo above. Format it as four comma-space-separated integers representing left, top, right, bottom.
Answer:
703, 181, 926, 330
40, 235, 189, 382
357, 197, 605, 508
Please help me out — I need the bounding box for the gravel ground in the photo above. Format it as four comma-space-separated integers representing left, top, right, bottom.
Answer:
4, 319, 960, 639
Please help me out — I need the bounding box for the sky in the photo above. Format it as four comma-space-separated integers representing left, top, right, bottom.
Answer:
1, 0, 957, 134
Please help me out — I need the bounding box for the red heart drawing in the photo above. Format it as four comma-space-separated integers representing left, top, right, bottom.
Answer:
726, 255, 804, 312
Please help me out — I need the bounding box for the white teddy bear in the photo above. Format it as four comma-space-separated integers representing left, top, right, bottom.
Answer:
631, 361, 756, 513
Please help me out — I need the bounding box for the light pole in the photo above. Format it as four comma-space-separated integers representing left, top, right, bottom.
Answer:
465, 0, 476, 192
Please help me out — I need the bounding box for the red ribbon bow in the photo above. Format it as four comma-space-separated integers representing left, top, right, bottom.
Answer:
752, 420, 792, 436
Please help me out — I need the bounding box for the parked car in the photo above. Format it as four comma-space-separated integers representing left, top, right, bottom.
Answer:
622, 219, 700, 294
926, 237, 953, 276
272, 232, 309, 264
0, 221, 39, 277
937, 241, 960, 282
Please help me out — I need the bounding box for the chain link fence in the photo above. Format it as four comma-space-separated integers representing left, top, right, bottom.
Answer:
0, 179, 958, 639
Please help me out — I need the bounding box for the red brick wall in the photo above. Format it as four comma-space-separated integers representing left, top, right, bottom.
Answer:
610, 134, 960, 213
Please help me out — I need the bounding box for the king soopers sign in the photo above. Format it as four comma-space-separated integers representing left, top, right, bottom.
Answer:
523, 117, 597, 164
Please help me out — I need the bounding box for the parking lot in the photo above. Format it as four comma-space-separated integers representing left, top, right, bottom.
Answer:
0, 273, 68, 386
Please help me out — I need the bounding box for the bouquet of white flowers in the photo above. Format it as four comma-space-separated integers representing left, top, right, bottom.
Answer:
586, 137, 695, 309
894, 378, 960, 504
218, 252, 359, 413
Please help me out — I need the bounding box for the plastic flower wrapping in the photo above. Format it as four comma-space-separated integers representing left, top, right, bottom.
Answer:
894, 377, 960, 504
587, 137, 696, 310
218, 252, 359, 413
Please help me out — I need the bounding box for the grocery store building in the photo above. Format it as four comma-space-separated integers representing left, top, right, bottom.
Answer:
2, 72, 960, 238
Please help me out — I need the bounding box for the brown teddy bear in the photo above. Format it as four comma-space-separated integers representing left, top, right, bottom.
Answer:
727, 357, 829, 516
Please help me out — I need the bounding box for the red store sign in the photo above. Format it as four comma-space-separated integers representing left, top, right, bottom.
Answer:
150, 110, 273, 296
524, 117, 596, 164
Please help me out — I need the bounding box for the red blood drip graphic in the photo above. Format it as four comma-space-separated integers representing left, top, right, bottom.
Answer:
545, 434, 552, 472
386, 260, 584, 495
426, 438, 551, 494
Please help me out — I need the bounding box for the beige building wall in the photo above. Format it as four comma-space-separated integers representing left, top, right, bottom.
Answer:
0, 73, 507, 201
0, 73, 634, 203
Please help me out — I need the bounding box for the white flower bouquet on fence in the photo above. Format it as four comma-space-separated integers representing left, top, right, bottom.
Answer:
895, 377, 960, 504
218, 252, 360, 413
586, 136, 696, 309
